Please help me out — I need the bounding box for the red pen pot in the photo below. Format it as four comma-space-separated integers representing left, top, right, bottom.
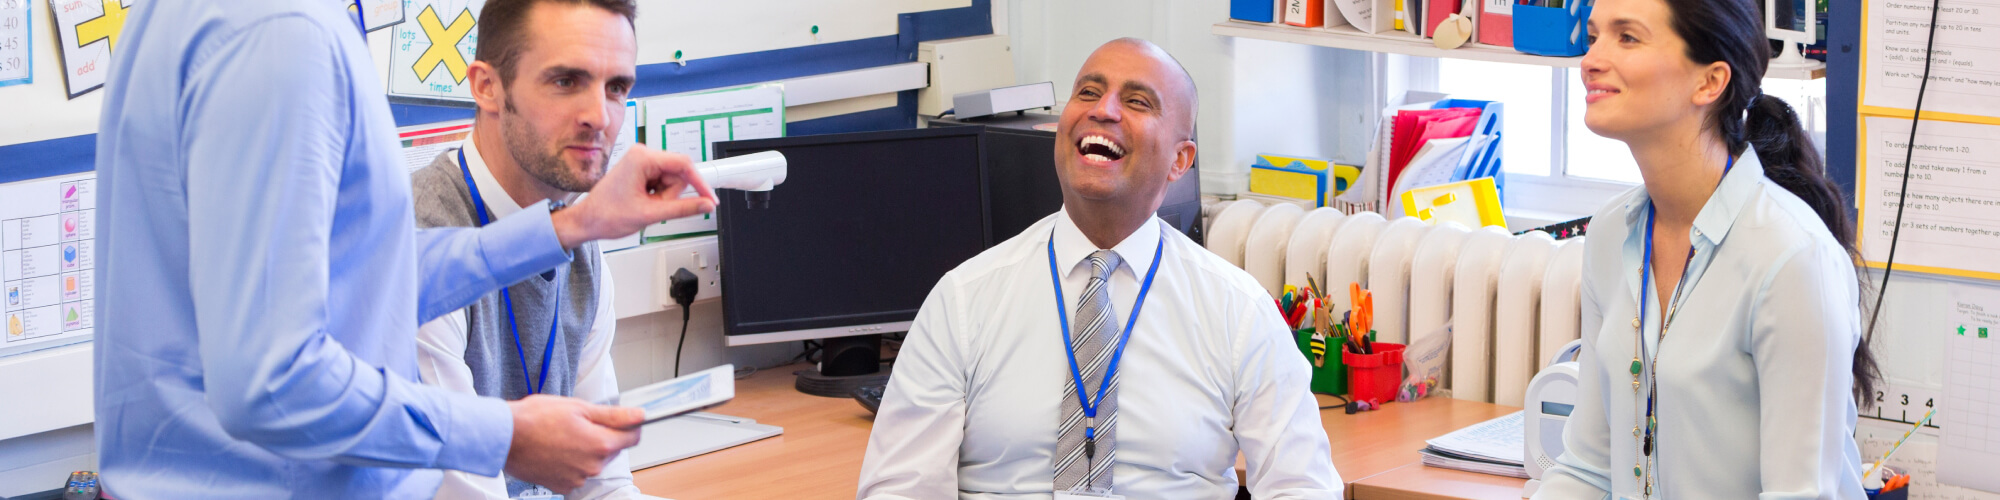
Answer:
1343, 343, 1406, 404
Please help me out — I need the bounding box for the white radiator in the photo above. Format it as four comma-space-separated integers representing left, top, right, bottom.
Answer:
1205, 207, 1585, 407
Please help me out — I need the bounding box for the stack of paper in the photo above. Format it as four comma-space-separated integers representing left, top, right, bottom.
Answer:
1420, 411, 1528, 478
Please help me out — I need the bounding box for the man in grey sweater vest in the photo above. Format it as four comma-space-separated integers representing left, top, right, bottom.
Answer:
410, 0, 665, 498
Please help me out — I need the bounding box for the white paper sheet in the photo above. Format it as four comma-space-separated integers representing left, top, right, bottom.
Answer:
1426, 410, 1525, 464
1939, 283, 2000, 494
3, 173, 96, 358
1862, 0, 2000, 120
1857, 117, 2000, 279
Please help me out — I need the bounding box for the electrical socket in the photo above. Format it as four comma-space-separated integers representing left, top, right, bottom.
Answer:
602, 235, 720, 320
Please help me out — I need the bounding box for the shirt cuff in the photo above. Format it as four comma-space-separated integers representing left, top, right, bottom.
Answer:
481, 200, 572, 281
429, 389, 514, 476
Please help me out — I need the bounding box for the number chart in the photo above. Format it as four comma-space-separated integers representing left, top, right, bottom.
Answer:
0, 0, 28, 86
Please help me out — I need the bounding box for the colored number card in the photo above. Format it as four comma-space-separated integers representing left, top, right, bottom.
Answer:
0, 0, 30, 87
47, 0, 131, 99
386, 0, 482, 104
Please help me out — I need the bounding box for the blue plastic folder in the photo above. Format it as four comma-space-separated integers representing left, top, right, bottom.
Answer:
1231, 0, 1277, 22
1427, 99, 1506, 197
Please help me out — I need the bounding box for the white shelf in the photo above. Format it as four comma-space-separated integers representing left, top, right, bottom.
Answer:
1212, 21, 1825, 80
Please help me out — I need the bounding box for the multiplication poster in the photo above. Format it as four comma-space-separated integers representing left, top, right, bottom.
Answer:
2, 173, 95, 357
386, 0, 483, 103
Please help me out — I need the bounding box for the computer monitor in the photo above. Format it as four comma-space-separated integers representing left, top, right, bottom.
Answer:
928, 112, 1204, 245
713, 127, 991, 355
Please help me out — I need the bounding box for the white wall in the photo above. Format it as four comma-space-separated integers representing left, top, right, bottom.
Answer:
610, 300, 805, 392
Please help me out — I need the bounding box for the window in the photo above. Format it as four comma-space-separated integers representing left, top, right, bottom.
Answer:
1429, 59, 1828, 219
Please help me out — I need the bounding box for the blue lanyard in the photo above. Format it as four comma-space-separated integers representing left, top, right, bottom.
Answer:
1046, 228, 1164, 443
1637, 155, 1731, 466
459, 149, 562, 395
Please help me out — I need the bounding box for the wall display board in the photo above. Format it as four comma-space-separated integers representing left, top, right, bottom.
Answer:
1859, 0, 2000, 494
2, 172, 94, 358
1858, 0, 2000, 281
46, 0, 130, 99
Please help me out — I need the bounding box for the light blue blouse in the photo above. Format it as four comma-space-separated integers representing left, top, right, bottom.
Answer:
1533, 150, 1868, 500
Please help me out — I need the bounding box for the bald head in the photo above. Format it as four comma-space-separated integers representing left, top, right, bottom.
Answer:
1088, 38, 1199, 140
1051, 37, 1201, 233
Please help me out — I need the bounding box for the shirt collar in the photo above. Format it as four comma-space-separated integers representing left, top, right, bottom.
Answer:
461, 139, 582, 222
1618, 148, 1765, 247
1052, 207, 1163, 280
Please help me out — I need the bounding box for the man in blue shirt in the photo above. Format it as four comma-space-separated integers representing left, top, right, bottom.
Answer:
91, 1, 714, 497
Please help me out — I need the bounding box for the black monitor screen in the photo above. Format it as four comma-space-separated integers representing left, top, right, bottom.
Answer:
714, 127, 990, 337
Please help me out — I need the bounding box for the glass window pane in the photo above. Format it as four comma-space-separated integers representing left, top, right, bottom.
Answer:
1565, 69, 1643, 183
1438, 59, 1552, 176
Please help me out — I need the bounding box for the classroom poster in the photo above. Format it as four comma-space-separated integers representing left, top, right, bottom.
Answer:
2, 173, 96, 358
0, 0, 30, 87
1940, 283, 2000, 494
386, 0, 483, 103
46, 0, 132, 99
1861, 0, 2000, 123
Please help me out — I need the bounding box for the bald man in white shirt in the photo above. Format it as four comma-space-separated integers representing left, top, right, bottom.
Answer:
855, 38, 1341, 500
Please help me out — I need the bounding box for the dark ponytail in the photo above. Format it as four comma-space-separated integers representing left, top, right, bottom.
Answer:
1668, 0, 1881, 407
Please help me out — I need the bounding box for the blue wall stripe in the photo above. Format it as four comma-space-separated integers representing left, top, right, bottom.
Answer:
5, 0, 988, 184
0, 134, 96, 184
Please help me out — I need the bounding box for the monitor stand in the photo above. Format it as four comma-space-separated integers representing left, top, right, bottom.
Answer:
794, 334, 893, 397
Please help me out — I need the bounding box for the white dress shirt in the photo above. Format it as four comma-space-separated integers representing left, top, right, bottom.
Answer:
1533, 150, 1866, 499
415, 142, 658, 500
857, 210, 1341, 500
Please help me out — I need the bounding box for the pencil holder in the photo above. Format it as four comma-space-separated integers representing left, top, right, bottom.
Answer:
1343, 342, 1406, 404
1867, 487, 1910, 500
1512, 4, 1593, 57
1295, 328, 1349, 395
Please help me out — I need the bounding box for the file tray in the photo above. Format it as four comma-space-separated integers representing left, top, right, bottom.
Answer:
1429, 98, 1505, 198
1513, 4, 1592, 57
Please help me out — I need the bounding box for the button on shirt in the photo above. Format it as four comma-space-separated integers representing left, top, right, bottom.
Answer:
93, 2, 570, 497
856, 210, 1341, 499
1533, 150, 1866, 499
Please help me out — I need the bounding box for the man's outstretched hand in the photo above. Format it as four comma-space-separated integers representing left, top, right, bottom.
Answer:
553, 148, 718, 249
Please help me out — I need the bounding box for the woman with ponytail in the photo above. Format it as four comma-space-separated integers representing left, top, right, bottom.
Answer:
1531, 0, 1877, 497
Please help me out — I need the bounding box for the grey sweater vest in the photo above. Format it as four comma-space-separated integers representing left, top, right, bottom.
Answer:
413, 150, 604, 495
410, 149, 601, 401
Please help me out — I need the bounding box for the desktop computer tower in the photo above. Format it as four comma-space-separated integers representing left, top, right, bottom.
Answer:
929, 113, 1204, 245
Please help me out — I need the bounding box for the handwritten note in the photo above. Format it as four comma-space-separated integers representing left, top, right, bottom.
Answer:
0, 0, 29, 86
1859, 423, 2000, 500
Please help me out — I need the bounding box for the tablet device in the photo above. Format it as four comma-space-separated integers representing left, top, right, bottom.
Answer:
623, 364, 736, 424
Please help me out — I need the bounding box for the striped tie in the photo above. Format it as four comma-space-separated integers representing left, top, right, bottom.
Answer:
1054, 250, 1123, 492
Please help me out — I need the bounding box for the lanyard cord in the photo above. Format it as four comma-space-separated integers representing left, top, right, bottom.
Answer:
459, 149, 562, 395
1635, 155, 1732, 496
1047, 228, 1164, 442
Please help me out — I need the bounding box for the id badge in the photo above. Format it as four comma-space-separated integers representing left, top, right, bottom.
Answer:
1054, 489, 1125, 500
515, 485, 562, 500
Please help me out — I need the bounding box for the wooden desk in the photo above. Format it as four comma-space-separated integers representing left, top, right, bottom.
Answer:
632, 364, 1519, 499
1348, 463, 1527, 500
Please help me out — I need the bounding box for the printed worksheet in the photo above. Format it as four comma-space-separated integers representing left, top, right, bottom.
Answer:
1940, 282, 2000, 494
2, 173, 95, 357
